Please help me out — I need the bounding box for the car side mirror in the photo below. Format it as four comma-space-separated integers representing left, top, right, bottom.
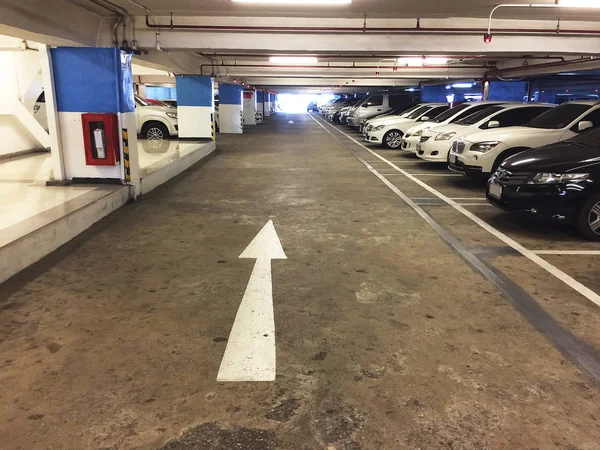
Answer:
420, 116, 429, 121
362, 104, 369, 108
578, 120, 594, 132
487, 120, 500, 129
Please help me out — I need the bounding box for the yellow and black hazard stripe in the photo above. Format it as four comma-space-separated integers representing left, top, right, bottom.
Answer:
211, 113, 215, 140
122, 129, 131, 182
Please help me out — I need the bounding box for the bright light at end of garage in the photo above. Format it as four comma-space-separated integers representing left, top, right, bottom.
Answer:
232, 0, 351, 4
558, 0, 600, 7
269, 56, 319, 64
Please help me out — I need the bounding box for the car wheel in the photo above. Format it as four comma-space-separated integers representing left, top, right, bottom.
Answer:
143, 122, 170, 141
577, 194, 600, 241
383, 130, 403, 149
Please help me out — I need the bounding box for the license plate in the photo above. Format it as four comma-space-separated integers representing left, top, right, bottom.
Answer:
449, 154, 457, 164
488, 183, 502, 200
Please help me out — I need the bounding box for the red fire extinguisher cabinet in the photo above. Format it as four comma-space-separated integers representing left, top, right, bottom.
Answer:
81, 113, 121, 166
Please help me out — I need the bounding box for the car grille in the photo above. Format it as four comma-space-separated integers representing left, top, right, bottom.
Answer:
367, 125, 373, 132
494, 168, 533, 186
419, 136, 431, 143
451, 141, 466, 154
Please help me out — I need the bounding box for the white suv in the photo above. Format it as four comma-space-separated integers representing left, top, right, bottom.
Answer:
365, 103, 449, 148
135, 95, 179, 140
449, 101, 600, 178
417, 103, 553, 163
400, 101, 505, 153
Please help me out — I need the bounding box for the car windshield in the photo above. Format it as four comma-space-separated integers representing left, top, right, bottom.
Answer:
456, 106, 504, 125
398, 104, 422, 117
135, 95, 150, 106
406, 106, 432, 120
430, 103, 472, 123
567, 127, 600, 146
525, 103, 592, 129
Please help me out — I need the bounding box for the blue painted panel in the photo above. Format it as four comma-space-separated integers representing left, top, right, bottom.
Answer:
176, 76, 213, 107
220, 84, 243, 105
146, 86, 177, 100
52, 47, 125, 113
257, 91, 265, 102
421, 85, 448, 103
488, 81, 528, 101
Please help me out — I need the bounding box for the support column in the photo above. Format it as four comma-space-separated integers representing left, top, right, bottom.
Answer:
51, 47, 139, 192
264, 91, 271, 118
176, 75, 214, 140
219, 83, 243, 134
243, 89, 257, 126
256, 90, 264, 123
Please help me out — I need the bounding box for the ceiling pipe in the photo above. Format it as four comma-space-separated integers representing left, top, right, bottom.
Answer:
199, 53, 565, 62
145, 15, 600, 36
200, 64, 491, 70
489, 56, 598, 75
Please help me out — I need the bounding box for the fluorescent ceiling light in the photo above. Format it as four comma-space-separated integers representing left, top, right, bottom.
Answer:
452, 82, 475, 88
269, 56, 318, 64
233, 0, 351, 4
558, 0, 600, 7
397, 57, 448, 67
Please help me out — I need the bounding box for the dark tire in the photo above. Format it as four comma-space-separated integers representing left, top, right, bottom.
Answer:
383, 130, 403, 149
142, 122, 170, 140
576, 193, 600, 241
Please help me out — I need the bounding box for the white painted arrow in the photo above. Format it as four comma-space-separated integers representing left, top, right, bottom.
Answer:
217, 220, 287, 382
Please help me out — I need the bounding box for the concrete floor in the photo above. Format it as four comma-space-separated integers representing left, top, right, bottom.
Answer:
1, 114, 599, 450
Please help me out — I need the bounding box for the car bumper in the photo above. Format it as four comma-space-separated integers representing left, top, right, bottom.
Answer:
448, 157, 485, 178
486, 177, 587, 221
416, 139, 452, 162
365, 130, 384, 144
401, 136, 420, 152
347, 117, 360, 127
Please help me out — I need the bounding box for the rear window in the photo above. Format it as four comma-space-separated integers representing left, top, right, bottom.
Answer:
456, 106, 504, 125
526, 103, 592, 129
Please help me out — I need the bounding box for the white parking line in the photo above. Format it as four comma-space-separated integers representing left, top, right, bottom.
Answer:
534, 250, 600, 255
311, 114, 600, 309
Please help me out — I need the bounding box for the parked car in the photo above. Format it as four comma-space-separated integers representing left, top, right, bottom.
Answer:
418, 103, 553, 163
401, 101, 505, 153
34, 91, 48, 131
449, 101, 600, 178
135, 95, 179, 140
487, 127, 600, 240
307, 101, 319, 112
162, 100, 177, 108
327, 98, 357, 122
365, 103, 450, 148
347, 92, 416, 128
359, 103, 421, 133
321, 97, 347, 116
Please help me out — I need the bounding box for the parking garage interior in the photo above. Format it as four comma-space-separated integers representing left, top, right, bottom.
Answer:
2, 1, 600, 449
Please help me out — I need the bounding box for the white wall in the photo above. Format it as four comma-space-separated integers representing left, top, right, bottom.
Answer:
0, 35, 47, 156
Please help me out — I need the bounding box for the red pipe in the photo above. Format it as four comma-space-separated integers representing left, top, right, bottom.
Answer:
203, 64, 490, 69
146, 16, 600, 36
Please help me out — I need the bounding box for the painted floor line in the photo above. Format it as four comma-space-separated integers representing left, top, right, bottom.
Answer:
309, 114, 600, 383
535, 250, 600, 255
311, 114, 600, 309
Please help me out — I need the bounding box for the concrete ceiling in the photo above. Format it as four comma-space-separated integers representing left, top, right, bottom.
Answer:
104, 0, 600, 20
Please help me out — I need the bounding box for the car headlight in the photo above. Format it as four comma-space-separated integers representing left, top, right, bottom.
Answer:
435, 131, 456, 141
528, 173, 590, 184
166, 112, 178, 119
470, 141, 500, 153
374, 125, 385, 132
412, 128, 428, 137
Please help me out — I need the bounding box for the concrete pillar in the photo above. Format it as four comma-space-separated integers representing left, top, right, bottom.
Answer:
219, 83, 243, 134
243, 89, 257, 126
264, 91, 271, 117
176, 75, 214, 140
256, 90, 264, 123
51, 47, 139, 190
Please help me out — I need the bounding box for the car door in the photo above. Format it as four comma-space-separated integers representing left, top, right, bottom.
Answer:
479, 106, 552, 130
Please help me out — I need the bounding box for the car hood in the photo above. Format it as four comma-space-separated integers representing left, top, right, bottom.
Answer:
405, 121, 434, 135
502, 141, 600, 173
369, 116, 412, 127
461, 126, 552, 144
424, 123, 465, 136
142, 105, 173, 114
